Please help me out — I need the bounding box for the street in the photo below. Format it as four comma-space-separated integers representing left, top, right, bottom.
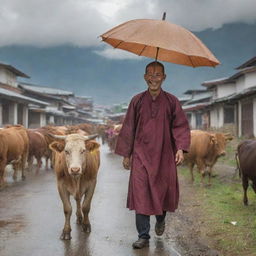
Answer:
0, 144, 181, 256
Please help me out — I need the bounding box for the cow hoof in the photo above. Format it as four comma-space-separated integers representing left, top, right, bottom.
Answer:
60, 232, 72, 240
76, 216, 83, 224
82, 223, 91, 233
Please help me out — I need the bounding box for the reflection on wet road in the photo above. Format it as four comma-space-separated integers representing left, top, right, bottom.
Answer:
0, 144, 181, 256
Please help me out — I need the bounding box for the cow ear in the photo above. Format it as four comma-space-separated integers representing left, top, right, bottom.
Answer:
49, 141, 65, 153
210, 135, 216, 144
85, 141, 100, 152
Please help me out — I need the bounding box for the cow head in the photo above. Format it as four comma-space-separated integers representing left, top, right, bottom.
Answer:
49, 134, 99, 177
212, 133, 233, 157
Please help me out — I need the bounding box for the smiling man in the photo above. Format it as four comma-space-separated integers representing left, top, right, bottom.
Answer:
115, 61, 191, 249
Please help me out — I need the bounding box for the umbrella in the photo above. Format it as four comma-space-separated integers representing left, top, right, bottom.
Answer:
100, 13, 220, 67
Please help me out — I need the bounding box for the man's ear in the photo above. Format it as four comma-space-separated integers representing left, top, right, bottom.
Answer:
49, 141, 65, 153
85, 141, 100, 152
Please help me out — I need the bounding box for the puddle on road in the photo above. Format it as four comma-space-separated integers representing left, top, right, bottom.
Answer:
0, 215, 26, 233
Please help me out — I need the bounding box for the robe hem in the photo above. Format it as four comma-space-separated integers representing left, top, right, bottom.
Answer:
128, 207, 177, 215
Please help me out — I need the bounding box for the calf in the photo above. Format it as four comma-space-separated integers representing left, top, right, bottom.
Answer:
237, 140, 256, 205
49, 133, 100, 240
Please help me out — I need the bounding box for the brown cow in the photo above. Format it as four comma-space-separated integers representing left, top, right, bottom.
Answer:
49, 133, 100, 240
0, 125, 29, 186
184, 130, 233, 185
236, 140, 256, 205
35, 126, 66, 169
27, 129, 48, 172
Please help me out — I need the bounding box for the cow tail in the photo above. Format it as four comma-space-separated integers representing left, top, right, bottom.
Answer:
235, 152, 241, 178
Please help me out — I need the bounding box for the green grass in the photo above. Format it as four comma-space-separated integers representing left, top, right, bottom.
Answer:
179, 166, 256, 256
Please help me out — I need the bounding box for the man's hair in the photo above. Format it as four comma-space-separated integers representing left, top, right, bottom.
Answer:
145, 61, 165, 74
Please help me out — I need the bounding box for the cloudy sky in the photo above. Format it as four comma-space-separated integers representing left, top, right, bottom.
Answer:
0, 0, 255, 58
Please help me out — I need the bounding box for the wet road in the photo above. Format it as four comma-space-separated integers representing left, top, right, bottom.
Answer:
0, 144, 182, 256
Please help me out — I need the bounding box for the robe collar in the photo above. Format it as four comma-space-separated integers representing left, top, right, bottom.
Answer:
146, 88, 164, 102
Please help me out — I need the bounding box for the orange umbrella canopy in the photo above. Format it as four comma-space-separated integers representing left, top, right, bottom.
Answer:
100, 19, 220, 67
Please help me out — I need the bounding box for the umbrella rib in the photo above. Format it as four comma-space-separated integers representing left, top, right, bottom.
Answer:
113, 41, 123, 49
138, 45, 147, 56
188, 56, 195, 68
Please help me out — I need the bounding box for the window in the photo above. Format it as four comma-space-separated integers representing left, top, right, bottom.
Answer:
224, 105, 235, 124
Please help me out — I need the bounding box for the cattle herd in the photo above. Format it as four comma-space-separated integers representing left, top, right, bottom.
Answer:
0, 123, 255, 240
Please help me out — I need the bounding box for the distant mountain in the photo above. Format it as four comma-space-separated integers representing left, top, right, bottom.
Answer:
0, 22, 255, 105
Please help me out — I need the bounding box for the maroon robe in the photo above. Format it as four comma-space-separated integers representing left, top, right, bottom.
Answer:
115, 89, 190, 215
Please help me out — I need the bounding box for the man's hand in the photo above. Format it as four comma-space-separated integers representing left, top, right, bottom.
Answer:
175, 149, 184, 165
123, 157, 130, 170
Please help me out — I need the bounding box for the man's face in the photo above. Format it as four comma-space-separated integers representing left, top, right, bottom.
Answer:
144, 65, 166, 93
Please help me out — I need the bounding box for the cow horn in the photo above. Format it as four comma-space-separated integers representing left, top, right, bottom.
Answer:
83, 134, 98, 141
48, 133, 67, 140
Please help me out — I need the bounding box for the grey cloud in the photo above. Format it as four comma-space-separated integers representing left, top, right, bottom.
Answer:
0, 0, 255, 48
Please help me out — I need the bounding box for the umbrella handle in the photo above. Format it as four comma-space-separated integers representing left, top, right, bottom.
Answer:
162, 12, 166, 20
155, 47, 159, 61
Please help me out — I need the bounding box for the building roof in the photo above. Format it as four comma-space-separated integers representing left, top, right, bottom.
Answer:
202, 65, 256, 89
19, 82, 73, 96
212, 86, 256, 104
183, 91, 212, 105
228, 66, 256, 81
178, 94, 192, 103
202, 77, 231, 87
182, 103, 209, 111
183, 89, 208, 95
0, 87, 49, 106
236, 56, 256, 70
0, 63, 30, 78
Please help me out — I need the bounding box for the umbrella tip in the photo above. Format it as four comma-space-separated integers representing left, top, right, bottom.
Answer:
162, 12, 166, 20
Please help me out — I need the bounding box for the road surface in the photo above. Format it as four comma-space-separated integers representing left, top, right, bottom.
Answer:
0, 144, 182, 256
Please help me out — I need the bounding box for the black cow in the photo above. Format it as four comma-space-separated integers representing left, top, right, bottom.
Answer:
237, 140, 256, 205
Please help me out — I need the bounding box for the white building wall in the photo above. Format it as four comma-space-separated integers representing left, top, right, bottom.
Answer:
217, 83, 236, 98
253, 96, 256, 137
23, 106, 28, 128
210, 109, 218, 128
238, 101, 242, 137
244, 72, 256, 89
40, 113, 46, 127
191, 113, 196, 129
236, 76, 245, 93
9, 102, 18, 124
218, 105, 224, 128
49, 115, 55, 124
0, 68, 17, 87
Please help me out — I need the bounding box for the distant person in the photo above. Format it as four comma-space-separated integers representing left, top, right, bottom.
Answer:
115, 61, 191, 249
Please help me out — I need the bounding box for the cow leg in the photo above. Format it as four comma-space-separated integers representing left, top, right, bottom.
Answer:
81, 181, 96, 233
35, 157, 42, 173
45, 157, 49, 170
0, 160, 7, 187
27, 155, 33, 172
196, 159, 206, 186
58, 185, 72, 240
242, 176, 249, 206
75, 196, 83, 224
208, 166, 213, 186
12, 162, 19, 180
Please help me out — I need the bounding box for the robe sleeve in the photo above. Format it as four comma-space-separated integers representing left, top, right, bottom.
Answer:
115, 96, 138, 157
171, 96, 191, 153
